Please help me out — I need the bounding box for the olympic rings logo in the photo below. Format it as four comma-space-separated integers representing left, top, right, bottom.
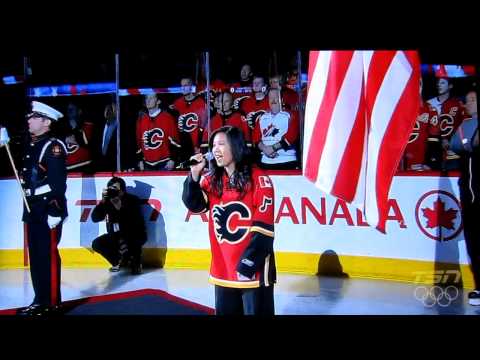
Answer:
413, 285, 459, 307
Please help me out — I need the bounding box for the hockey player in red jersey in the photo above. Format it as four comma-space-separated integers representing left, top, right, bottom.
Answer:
136, 94, 181, 171
236, 76, 270, 132
172, 77, 207, 157
182, 125, 276, 315
56, 102, 94, 172
403, 79, 438, 171
427, 77, 466, 170
200, 91, 251, 151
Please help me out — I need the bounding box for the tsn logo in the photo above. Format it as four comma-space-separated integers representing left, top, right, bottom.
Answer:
75, 199, 162, 222
413, 270, 462, 285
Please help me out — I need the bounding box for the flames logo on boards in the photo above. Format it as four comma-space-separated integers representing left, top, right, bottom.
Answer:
66, 143, 79, 154
212, 201, 252, 244
143, 128, 164, 150
178, 112, 199, 133
408, 120, 421, 143
415, 190, 463, 241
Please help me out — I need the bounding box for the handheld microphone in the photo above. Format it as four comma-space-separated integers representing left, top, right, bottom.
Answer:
176, 152, 214, 169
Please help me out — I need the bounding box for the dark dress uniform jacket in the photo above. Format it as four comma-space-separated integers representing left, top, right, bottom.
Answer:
21, 133, 68, 222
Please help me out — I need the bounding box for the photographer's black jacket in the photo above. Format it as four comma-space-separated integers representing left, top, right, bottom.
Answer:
91, 192, 147, 245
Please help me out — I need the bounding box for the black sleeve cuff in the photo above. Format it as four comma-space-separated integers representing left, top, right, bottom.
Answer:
236, 258, 257, 279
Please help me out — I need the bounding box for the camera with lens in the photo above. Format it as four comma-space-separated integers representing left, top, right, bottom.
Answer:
105, 186, 120, 200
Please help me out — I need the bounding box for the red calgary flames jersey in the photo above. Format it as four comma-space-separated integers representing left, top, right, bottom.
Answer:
201, 112, 251, 145
229, 81, 253, 100
173, 96, 207, 148
403, 102, 438, 170
239, 96, 270, 130
200, 168, 275, 288
136, 111, 181, 165
426, 97, 466, 140
281, 87, 299, 111
66, 121, 94, 170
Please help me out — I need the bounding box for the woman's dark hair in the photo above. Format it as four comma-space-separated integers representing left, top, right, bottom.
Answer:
107, 176, 126, 192
207, 126, 252, 198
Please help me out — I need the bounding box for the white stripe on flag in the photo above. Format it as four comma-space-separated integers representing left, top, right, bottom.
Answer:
302, 51, 331, 171
362, 50, 374, 85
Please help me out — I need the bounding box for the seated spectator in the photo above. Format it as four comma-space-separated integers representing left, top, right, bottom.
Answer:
253, 88, 299, 170
91, 176, 147, 275
136, 93, 181, 171
200, 91, 251, 152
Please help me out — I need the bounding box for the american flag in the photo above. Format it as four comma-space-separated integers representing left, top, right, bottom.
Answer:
303, 50, 420, 232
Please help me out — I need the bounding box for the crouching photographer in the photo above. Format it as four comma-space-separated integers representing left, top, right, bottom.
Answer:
91, 176, 147, 275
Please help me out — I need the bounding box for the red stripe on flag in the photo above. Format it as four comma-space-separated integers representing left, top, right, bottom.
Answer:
331, 80, 366, 202
129, 89, 140, 95
306, 51, 319, 95
304, 51, 355, 183
375, 51, 420, 232
71, 85, 78, 95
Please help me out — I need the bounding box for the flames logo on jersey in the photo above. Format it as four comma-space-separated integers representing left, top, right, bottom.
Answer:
178, 112, 199, 133
246, 110, 266, 129
212, 201, 252, 244
438, 114, 455, 138
143, 128, 164, 150
233, 96, 250, 111
66, 143, 79, 154
408, 120, 421, 143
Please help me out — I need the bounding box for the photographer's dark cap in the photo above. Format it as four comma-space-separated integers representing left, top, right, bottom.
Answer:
107, 176, 126, 192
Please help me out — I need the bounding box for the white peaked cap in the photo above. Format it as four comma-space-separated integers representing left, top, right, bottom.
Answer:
30, 101, 64, 121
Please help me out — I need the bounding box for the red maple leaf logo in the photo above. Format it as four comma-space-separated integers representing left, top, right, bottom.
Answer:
422, 199, 458, 230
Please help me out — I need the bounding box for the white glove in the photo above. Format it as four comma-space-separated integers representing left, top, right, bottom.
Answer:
47, 216, 62, 229
0, 127, 10, 147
